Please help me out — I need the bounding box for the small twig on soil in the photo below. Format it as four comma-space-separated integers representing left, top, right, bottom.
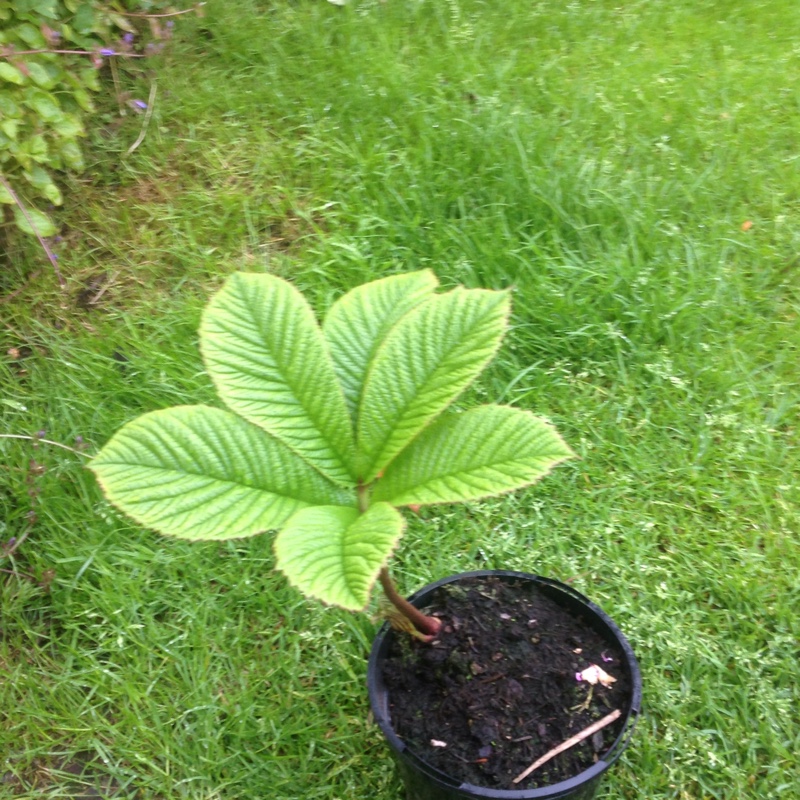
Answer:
89, 270, 119, 305
0, 174, 65, 288
126, 81, 158, 156
0, 434, 91, 457
512, 709, 621, 785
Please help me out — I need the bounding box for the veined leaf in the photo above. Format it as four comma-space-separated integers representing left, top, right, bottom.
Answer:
13, 206, 56, 237
323, 269, 438, 422
372, 405, 574, 506
356, 287, 510, 481
0, 62, 25, 85
200, 273, 355, 486
91, 405, 353, 541
274, 502, 404, 611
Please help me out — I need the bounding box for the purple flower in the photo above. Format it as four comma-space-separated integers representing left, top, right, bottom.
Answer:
36, 430, 47, 438
123, 33, 134, 44
41, 24, 61, 45
133, 99, 148, 110
100, 48, 116, 56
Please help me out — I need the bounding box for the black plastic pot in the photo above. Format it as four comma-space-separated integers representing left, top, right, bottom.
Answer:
367, 570, 642, 800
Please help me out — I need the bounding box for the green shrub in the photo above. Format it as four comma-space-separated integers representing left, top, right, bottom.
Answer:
0, 1, 167, 237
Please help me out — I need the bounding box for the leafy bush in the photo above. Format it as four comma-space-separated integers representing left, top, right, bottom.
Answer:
0, 1, 169, 238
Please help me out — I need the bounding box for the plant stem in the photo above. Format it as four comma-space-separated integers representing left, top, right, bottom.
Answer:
2, 50, 146, 58
357, 482, 370, 514
118, 4, 205, 18
0, 175, 65, 288
379, 567, 441, 637
357, 481, 441, 637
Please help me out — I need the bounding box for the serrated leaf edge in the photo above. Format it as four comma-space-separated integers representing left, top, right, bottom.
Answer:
373, 404, 575, 507
357, 288, 512, 481
274, 503, 406, 611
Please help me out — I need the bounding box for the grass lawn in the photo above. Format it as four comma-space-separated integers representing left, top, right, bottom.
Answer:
2, 0, 799, 797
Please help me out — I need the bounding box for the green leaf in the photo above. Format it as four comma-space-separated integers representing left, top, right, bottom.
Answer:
23, 165, 62, 205
0, 182, 14, 204
18, 133, 49, 167
59, 138, 83, 170
14, 23, 46, 49
0, 62, 25, 85
356, 287, 511, 481
29, 0, 59, 18
274, 502, 404, 610
72, 87, 94, 113
200, 273, 356, 486
91, 405, 354, 541
13, 206, 56, 237
26, 62, 57, 90
79, 65, 100, 92
108, 12, 137, 34
1, 119, 18, 140
26, 89, 62, 123
0, 94, 21, 117
52, 112, 83, 138
72, 3, 95, 35
22, 163, 52, 190
373, 405, 574, 506
323, 270, 438, 421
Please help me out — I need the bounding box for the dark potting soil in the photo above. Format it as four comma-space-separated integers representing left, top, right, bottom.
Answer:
380, 576, 632, 790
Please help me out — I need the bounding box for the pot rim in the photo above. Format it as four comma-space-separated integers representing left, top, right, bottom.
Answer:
367, 569, 642, 799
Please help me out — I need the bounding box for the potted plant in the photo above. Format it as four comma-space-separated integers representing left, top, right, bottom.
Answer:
91, 270, 641, 799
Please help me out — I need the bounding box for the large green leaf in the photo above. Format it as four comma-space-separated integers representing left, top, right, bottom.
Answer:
200, 273, 355, 486
91, 405, 353, 541
274, 502, 404, 610
323, 270, 438, 422
373, 405, 574, 506
356, 287, 511, 481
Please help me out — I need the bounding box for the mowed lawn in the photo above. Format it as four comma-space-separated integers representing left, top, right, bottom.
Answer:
1, 1, 798, 797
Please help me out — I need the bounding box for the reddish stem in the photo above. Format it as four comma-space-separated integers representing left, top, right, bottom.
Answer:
358, 481, 440, 638
379, 568, 441, 637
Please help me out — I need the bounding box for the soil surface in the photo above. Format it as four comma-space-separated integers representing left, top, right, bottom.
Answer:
380, 576, 632, 790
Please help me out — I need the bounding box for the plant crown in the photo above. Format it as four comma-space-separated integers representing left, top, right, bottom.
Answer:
92, 271, 573, 612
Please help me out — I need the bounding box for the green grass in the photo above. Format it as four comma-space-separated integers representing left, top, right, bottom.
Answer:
2, 0, 799, 797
